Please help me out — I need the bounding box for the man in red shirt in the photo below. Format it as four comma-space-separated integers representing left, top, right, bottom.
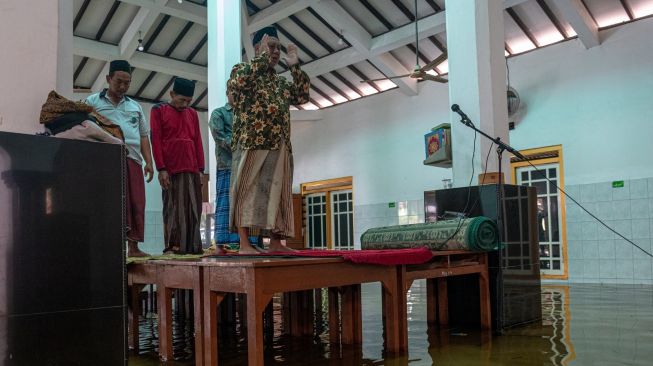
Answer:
150, 78, 205, 254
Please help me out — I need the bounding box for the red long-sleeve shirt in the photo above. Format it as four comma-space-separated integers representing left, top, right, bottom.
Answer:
150, 103, 205, 174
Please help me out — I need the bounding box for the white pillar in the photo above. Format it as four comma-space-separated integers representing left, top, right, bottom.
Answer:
446, 0, 510, 187
0, 0, 71, 134
207, 0, 242, 203
57, 0, 74, 99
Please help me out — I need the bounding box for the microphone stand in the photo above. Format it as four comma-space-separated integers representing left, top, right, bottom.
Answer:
452, 108, 526, 335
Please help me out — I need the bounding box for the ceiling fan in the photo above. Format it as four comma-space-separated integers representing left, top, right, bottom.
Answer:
361, 0, 448, 84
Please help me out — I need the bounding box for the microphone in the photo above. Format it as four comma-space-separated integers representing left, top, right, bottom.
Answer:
451, 104, 469, 121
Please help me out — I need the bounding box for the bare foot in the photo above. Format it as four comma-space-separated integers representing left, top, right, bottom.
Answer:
238, 246, 260, 255
267, 237, 295, 252
128, 247, 151, 258
202, 245, 226, 257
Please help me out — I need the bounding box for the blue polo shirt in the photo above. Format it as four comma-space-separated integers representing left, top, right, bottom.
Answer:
85, 90, 149, 164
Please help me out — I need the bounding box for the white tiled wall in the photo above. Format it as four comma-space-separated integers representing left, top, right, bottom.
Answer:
565, 178, 653, 284
142, 211, 165, 254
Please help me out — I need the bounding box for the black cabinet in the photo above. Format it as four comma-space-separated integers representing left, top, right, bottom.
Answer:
0, 132, 127, 365
425, 184, 542, 332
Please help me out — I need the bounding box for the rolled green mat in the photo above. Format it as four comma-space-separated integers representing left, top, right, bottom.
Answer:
360, 216, 499, 252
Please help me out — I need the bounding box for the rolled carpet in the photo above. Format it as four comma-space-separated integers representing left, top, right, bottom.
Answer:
361, 216, 499, 252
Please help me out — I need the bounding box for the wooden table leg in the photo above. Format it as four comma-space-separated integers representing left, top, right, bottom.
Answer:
479, 266, 492, 330
381, 266, 407, 353
203, 288, 225, 366
158, 286, 173, 362
437, 278, 449, 327
246, 291, 273, 366
328, 287, 339, 345
193, 270, 204, 366
302, 290, 314, 336
340, 284, 362, 344
129, 284, 144, 354
426, 279, 437, 325
289, 292, 301, 336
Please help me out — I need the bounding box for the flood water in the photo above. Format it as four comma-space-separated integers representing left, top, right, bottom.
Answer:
129, 283, 653, 365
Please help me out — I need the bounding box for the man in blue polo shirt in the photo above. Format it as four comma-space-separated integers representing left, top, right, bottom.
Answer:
86, 60, 154, 257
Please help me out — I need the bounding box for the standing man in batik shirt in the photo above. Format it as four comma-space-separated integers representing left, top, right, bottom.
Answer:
150, 78, 205, 254
85, 60, 154, 257
208, 88, 259, 251
228, 27, 310, 254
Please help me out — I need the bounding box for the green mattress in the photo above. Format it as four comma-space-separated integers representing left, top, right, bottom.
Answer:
360, 216, 499, 251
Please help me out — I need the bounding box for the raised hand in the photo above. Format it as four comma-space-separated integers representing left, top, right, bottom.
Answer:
258, 34, 270, 55
284, 43, 299, 67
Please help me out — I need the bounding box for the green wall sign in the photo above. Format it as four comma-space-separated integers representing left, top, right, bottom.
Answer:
388, 202, 396, 208
612, 181, 624, 188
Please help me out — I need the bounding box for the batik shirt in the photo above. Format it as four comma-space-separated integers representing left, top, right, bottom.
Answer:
228, 52, 310, 152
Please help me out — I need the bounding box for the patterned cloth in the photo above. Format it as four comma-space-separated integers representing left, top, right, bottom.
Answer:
40, 90, 125, 141
162, 172, 203, 254
361, 217, 499, 252
229, 143, 294, 238
227, 52, 310, 152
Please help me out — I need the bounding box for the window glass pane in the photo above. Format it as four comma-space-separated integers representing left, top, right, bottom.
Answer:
339, 202, 348, 212
339, 214, 348, 245
550, 198, 560, 242
348, 192, 352, 199
532, 181, 547, 195
540, 244, 550, 258
552, 244, 560, 258
313, 217, 321, 246
548, 168, 557, 178
537, 197, 550, 242
532, 170, 546, 180
348, 214, 354, 245
521, 171, 529, 181
552, 260, 561, 270
549, 180, 558, 193
349, 202, 353, 211
541, 260, 551, 269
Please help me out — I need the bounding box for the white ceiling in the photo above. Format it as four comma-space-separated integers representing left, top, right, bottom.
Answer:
72, 0, 653, 111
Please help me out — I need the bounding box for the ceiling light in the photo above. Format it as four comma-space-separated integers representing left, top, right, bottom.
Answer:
337, 29, 344, 46
137, 31, 144, 52
178, 0, 183, 3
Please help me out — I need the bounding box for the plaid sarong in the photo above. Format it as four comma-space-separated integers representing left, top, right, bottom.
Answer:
214, 169, 258, 246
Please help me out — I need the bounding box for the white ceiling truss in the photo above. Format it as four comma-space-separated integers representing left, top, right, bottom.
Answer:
72, 0, 653, 111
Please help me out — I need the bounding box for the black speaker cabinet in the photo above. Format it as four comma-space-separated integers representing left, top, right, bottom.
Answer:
425, 184, 542, 332
0, 132, 127, 365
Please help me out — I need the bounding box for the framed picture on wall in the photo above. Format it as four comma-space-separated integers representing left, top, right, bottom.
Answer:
423, 123, 452, 168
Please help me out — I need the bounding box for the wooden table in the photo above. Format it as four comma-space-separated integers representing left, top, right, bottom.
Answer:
390, 251, 491, 348
200, 256, 405, 366
128, 260, 204, 366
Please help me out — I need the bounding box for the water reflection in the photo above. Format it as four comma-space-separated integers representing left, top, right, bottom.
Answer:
130, 283, 653, 365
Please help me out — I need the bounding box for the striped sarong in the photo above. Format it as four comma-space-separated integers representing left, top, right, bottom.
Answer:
229, 142, 294, 238
214, 169, 240, 245
162, 172, 202, 254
